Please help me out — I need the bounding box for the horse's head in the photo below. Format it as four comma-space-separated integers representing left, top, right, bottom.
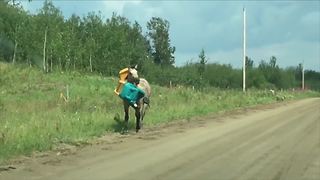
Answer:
127, 65, 139, 84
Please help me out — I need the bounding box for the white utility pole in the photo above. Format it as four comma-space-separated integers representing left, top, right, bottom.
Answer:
243, 8, 246, 92
302, 61, 305, 90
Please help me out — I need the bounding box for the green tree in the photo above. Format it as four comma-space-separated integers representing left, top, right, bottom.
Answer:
198, 48, 207, 78
82, 12, 103, 72
245, 56, 254, 69
269, 56, 278, 68
258, 56, 284, 89
35, 0, 64, 72
147, 17, 175, 66
305, 70, 320, 90
0, 1, 26, 64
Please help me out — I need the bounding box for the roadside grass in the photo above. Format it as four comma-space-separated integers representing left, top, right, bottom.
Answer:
0, 62, 319, 164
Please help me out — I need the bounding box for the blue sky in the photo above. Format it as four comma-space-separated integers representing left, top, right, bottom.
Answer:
20, 0, 320, 71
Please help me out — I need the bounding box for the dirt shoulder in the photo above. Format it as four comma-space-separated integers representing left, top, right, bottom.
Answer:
1, 98, 319, 180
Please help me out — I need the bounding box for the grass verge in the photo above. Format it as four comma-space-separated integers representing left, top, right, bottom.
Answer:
0, 62, 319, 164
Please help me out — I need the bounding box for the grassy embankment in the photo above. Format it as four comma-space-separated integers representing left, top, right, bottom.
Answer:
0, 62, 319, 164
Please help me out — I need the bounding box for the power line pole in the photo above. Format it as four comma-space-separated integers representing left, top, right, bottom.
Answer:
243, 8, 246, 92
302, 61, 304, 90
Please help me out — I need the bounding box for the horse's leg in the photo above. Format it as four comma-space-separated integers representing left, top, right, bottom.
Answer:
135, 105, 141, 133
140, 97, 150, 128
123, 101, 129, 129
140, 103, 147, 128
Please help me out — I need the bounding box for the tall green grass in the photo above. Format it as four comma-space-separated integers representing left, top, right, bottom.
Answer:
0, 62, 319, 163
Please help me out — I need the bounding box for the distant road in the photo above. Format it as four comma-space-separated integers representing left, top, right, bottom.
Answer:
2, 98, 319, 180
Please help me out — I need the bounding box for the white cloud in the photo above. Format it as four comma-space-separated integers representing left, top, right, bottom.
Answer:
102, 1, 143, 16
102, 1, 126, 16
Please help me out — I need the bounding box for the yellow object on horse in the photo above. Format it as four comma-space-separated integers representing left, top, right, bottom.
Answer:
114, 67, 140, 95
114, 68, 129, 95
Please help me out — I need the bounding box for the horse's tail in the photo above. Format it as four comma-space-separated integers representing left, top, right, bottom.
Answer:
142, 96, 150, 107
138, 78, 151, 123
139, 78, 151, 108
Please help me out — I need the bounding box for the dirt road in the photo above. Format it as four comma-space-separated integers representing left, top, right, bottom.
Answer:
1, 98, 319, 180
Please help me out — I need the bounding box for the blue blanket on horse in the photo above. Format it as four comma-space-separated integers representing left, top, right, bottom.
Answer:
119, 82, 145, 106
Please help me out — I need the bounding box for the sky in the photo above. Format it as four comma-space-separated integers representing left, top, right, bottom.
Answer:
20, 0, 320, 71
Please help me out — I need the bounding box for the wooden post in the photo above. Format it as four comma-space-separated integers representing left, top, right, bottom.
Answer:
43, 27, 48, 72
66, 85, 69, 101
243, 8, 246, 93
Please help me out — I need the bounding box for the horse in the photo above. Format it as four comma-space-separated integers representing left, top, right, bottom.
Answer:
123, 67, 151, 132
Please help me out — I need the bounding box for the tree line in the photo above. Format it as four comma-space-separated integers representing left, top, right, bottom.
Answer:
1, 0, 319, 90
0, 1, 175, 73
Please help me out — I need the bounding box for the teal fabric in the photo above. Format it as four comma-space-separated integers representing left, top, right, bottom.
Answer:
119, 82, 145, 106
